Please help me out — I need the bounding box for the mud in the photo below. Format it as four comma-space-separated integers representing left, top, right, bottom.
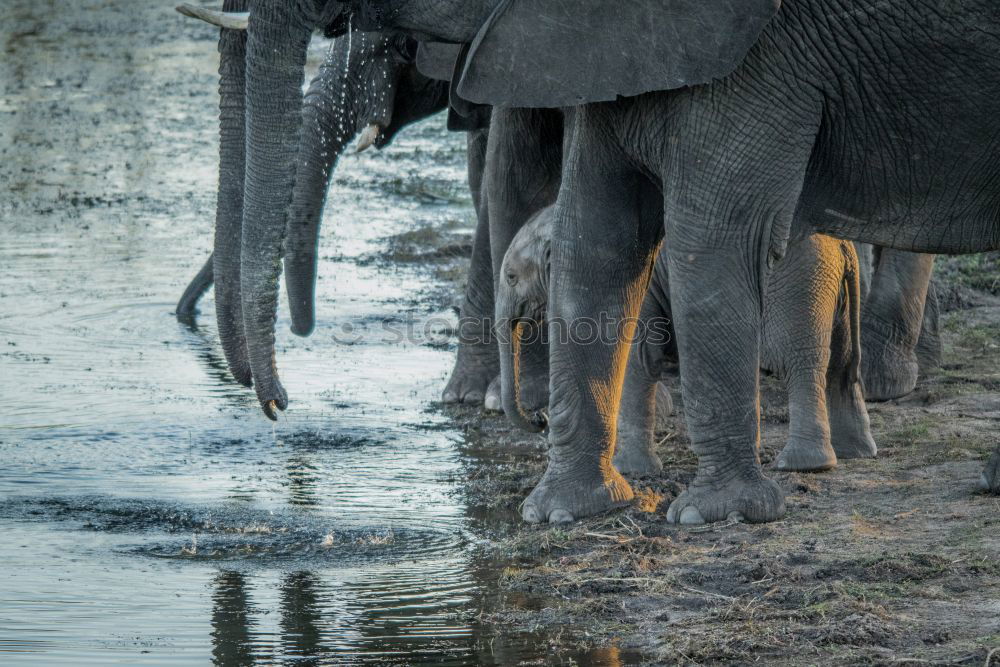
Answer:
440, 266, 1000, 665
2, 1, 999, 666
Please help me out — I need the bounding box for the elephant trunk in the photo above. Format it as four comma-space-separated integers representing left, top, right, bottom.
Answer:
213, 0, 252, 386
284, 42, 372, 336
176, 254, 215, 321
240, 0, 316, 418
498, 316, 547, 433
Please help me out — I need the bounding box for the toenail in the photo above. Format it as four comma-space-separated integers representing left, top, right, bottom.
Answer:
679, 506, 705, 525
548, 509, 574, 524
522, 505, 542, 523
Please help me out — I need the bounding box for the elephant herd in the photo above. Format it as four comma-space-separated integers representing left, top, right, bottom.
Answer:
175, 0, 1000, 527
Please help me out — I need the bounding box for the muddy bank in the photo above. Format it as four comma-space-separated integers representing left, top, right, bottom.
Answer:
428, 253, 1000, 664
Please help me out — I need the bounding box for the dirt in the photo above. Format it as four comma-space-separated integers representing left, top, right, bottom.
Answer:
411, 248, 1000, 665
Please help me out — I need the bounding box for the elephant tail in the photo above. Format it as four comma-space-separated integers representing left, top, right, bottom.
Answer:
842, 242, 863, 388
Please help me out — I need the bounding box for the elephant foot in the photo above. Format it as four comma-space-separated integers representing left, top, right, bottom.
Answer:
483, 375, 502, 412
442, 345, 497, 405
980, 447, 1000, 494
774, 436, 837, 472
831, 425, 878, 460
861, 340, 919, 401
828, 385, 878, 459
521, 463, 634, 524
613, 431, 663, 476
666, 470, 785, 525
477, 373, 548, 418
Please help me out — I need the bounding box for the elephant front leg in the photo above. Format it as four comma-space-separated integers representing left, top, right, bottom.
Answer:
442, 194, 500, 404
664, 242, 785, 525
615, 259, 672, 476
521, 130, 660, 524
524, 243, 656, 523
443, 128, 499, 404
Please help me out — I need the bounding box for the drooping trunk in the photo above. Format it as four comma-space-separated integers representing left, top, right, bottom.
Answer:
213, 0, 252, 385
241, 0, 316, 418
283, 42, 361, 336
177, 253, 214, 322
498, 317, 548, 433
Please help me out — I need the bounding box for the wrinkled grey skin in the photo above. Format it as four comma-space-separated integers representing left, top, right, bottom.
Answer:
855, 246, 940, 400
180, 5, 510, 413
282, 31, 450, 337
331, 0, 1000, 524
620, 233, 876, 476
500, 208, 876, 477
176, 254, 214, 323
481, 108, 565, 424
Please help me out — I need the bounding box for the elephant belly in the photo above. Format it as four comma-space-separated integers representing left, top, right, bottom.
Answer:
792, 0, 1000, 254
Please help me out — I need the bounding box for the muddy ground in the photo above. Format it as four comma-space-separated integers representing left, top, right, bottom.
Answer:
3, 1, 999, 665
392, 225, 1000, 664
424, 241, 1000, 664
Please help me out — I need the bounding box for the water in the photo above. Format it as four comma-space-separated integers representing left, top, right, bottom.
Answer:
0, 4, 636, 664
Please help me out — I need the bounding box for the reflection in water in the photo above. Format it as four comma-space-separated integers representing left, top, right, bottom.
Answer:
203, 566, 636, 666
211, 571, 257, 666
285, 457, 322, 508
280, 572, 325, 662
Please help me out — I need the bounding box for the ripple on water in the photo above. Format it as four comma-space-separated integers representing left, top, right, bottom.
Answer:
0, 495, 465, 564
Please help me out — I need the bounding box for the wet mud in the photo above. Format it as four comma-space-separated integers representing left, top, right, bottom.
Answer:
2, 1, 999, 666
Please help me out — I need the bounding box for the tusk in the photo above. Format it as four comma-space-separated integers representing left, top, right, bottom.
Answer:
176, 4, 249, 30
355, 124, 381, 153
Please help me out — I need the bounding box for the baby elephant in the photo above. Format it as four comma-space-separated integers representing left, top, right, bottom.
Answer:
498, 205, 877, 475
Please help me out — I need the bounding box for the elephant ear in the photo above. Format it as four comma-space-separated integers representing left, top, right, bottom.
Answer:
416, 42, 461, 81
456, 0, 781, 108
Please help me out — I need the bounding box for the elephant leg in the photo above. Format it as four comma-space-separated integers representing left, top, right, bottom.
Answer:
915, 277, 942, 372
475, 108, 563, 410
765, 239, 837, 472
442, 127, 500, 405
826, 360, 878, 460
827, 241, 878, 459
660, 95, 820, 524
616, 253, 671, 476
981, 446, 1000, 494
521, 117, 660, 524
663, 229, 787, 524
861, 249, 935, 400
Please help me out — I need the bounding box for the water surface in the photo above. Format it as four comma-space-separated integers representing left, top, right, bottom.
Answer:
0, 4, 636, 664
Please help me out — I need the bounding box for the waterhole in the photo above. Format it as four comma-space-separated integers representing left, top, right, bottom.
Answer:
0, 2, 638, 664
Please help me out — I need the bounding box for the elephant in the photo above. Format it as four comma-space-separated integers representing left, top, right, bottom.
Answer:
176, 254, 214, 323
856, 246, 940, 400
326, 0, 1000, 523
174, 4, 508, 411
497, 205, 876, 477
